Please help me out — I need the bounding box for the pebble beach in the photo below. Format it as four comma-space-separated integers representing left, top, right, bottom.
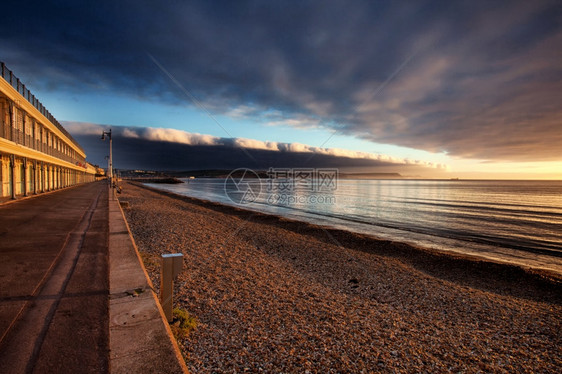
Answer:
120, 182, 561, 373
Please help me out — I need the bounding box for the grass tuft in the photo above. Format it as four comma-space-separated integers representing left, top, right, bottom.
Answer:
170, 307, 197, 339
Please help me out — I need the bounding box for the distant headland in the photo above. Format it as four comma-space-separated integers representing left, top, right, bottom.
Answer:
120, 169, 404, 180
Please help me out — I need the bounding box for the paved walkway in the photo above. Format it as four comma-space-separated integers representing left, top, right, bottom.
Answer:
0, 182, 187, 373
0, 182, 109, 373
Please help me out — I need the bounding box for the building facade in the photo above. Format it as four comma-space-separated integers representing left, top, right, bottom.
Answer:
0, 62, 96, 199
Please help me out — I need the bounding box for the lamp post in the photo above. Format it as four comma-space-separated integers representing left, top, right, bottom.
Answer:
101, 129, 113, 188
104, 156, 110, 182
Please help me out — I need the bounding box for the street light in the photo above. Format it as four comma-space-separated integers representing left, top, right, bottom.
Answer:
101, 129, 112, 188
104, 156, 110, 181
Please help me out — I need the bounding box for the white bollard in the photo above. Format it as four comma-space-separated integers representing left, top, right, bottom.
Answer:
160, 253, 184, 322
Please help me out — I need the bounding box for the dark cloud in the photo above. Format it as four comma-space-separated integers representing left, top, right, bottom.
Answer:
72, 124, 440, 176
1, 0, 561, 162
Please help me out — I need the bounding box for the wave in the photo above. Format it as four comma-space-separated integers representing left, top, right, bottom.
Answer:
147, 179, 562, 270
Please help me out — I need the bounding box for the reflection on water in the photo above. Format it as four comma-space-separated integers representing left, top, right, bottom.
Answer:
146, 179, 562, 273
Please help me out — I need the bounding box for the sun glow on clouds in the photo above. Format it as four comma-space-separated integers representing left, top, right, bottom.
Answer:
143, 127, 219, 146
3, 0, 560, 176
64, 122, 448, 169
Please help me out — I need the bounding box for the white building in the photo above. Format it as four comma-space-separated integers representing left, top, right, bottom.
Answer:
0, 62, 96, 200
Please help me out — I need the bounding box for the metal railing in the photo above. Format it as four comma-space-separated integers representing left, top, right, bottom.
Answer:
0, 61, 84, 154
0, 115, 86, 166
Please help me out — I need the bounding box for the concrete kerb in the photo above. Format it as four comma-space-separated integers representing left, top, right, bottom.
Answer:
108, 186, 188, 374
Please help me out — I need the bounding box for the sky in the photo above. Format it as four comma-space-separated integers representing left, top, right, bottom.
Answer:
1, 0, 561, 178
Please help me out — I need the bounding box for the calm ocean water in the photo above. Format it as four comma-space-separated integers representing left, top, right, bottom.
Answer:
146, 179, 562, 273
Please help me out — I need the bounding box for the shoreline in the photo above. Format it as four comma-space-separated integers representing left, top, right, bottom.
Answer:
143, 180, 562, 276
120, 181, 561, 372
132, 181, 562, 293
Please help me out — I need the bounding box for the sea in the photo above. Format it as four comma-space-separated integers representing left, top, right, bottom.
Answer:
145, 178, 562, 274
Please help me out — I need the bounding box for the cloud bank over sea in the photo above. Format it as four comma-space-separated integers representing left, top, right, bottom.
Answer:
66, 122, 447, 175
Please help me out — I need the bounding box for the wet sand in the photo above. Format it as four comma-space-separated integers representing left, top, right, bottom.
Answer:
120, 182, 561, 373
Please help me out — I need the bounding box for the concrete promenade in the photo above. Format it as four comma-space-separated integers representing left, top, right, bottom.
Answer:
0, 181, 187, 373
